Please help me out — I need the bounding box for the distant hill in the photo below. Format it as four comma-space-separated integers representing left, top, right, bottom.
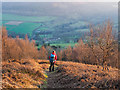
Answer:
2, 2, 118, 46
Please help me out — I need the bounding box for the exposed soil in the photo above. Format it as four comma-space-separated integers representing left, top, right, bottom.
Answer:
46, 65, 61, 88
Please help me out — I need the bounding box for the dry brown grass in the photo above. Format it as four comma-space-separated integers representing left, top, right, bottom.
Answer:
55, 60, 119, 88
2, 59, 119, 88
37, 60, 50, 70
2, 59, 48, 88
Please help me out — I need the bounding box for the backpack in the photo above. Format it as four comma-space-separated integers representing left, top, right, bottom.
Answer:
50, 54, 55, 62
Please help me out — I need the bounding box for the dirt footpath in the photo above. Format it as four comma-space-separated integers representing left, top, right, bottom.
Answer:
46, 65, 62, 88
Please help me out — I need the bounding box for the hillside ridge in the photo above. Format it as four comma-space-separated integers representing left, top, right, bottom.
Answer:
3, 59, 119, 88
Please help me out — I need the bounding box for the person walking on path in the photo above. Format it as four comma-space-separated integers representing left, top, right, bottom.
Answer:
49, 50, 57, 72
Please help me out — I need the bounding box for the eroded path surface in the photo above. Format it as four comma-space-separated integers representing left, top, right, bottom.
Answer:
46, 65, 62, 88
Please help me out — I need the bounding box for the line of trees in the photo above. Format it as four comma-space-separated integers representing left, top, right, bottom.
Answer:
2, 27, 48, 61
1, 21, 118, 68
57, 21, 118, 68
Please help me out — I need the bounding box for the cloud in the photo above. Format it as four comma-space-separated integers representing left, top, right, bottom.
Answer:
52, 3, 68, 8
2, 0, 120, 2
112, 4, 118, 8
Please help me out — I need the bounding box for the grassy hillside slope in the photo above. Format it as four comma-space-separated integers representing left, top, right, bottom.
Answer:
55, 61, 119, 88
2, 59, 119, 88
2, 59, 48, 88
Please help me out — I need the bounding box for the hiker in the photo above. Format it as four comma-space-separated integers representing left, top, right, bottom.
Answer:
49, 50, 57, 72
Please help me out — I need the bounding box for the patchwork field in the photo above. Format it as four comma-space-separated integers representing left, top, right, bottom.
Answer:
2, 14, 56, 35
2, 13, 118, 48
3, 22, 41, 35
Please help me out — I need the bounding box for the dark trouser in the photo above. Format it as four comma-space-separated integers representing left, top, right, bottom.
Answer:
49, 62, 54, 72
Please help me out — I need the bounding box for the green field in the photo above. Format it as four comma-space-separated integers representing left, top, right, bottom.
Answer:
50, 43, 77, 48
2, 14, 57, 22
1, 13, 93, 48
36, 43, 77, 49
3, 22, 41, 35
2, 13, 117, 48
69, 21, 88, 28
2, 14, 57, 35
76, 29, 89, 32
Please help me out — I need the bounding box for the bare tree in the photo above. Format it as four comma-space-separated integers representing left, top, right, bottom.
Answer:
88, 21, 118, 70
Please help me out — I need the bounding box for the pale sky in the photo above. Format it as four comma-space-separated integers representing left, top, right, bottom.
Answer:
1, 0, 120, 2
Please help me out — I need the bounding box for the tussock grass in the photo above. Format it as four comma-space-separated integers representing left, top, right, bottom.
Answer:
2, 59, 48, 88
55, 61, 119, 88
